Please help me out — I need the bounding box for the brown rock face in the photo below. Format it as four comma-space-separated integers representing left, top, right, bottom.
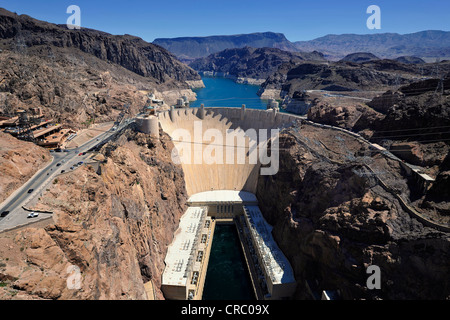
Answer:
0, 131, 50, 204
0, 128, 188, 299
257, 126, 450, 300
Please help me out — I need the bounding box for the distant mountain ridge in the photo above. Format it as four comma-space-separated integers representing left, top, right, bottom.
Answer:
155, 30, 450, 63
153, 32, 298, 62
294, 30, 450, 61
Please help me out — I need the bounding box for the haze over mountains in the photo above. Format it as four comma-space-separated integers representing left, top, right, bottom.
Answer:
154, 30, 450, 62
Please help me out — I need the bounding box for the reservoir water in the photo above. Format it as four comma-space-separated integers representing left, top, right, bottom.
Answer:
190, 76, 269, 110
202, 224, 255, 300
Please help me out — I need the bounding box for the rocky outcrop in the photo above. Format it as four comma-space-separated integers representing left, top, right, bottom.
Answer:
395, 56, 426, 64
340, 52, 380, 63
0, 132, 50, 204
256, 126, 450, 299
0, 128, 188, 299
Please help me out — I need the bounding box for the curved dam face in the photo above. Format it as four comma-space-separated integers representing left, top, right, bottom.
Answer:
157, 106, 300, 196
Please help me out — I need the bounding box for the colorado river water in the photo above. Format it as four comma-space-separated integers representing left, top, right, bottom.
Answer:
202, 224, 255, 300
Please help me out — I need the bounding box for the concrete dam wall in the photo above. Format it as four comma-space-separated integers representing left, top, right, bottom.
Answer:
157, 106, 302, 196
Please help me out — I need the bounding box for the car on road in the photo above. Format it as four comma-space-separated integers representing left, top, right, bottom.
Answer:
1, 211, 10, 217
27, 212, 39, 218
70, 167, 74, 170
78, 162, 83, 165
27, 189, 34, 193
61, 170, 65, 174
82, 152, 86, 155
56, 163, 61, 167
78, 153, 83, 156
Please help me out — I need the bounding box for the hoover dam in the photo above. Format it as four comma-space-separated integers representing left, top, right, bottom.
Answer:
135, 103, 450, 301
137, 105, 303, 300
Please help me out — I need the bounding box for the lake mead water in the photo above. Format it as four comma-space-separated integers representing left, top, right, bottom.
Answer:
190, 76, 269, 110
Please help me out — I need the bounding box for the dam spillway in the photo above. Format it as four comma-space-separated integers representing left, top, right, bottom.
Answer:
154, 106, 301, 300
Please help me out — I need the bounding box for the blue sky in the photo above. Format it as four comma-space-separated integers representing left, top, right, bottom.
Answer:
1, 0, 449, 42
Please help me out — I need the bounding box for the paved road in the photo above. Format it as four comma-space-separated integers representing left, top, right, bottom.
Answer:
0, 119, 132, 232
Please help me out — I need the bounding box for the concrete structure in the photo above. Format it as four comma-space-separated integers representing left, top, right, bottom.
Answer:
162, 189, 297, 300
242, 205, 296, 299
187, 190, 258, 218
136, 115, 159, 138
158, 106, 301, 196
161, 206, 214, 300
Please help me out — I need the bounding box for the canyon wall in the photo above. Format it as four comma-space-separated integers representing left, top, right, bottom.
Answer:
0, 128, 187, 299
256, 126, 450, 299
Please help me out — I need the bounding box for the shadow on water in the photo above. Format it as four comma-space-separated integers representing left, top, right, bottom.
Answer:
202, 224, 255, 300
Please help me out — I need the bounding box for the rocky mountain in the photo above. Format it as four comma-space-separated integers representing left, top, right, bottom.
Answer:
294, 30, 450, 61
0, 8, 202, 129
0, 8, 200, 84
153, 32, 299, 62
189, 46, 324, 83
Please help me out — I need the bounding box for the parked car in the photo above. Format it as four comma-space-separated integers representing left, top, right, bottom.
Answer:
56, 163, 61, 167
1, 211, 10, 217
27, 212, 39, 218
27, 189, 34, 193
61, 170, 65, 174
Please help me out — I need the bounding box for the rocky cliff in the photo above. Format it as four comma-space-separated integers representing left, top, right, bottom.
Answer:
0, 127, 188, 299
257, 125, 450, 299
